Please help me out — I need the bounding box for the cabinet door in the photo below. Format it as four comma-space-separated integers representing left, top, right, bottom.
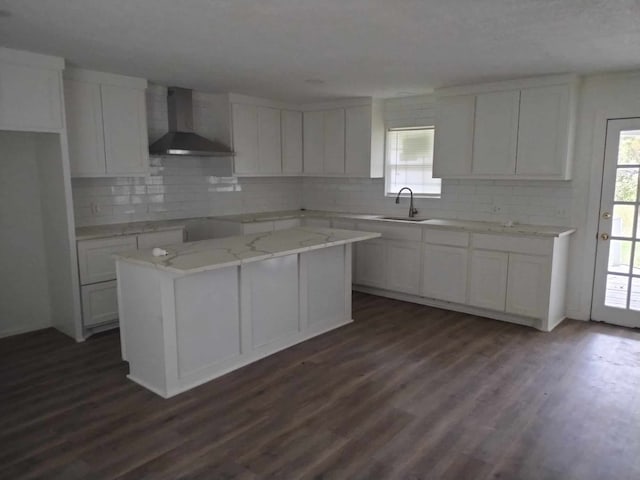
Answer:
282, 110, 303, 174
65, 79, 106, 176
323, 109, 345, 174
386, 241, 421, 295
355, 239, 387, 288
468, 250, 508, 311
81, 281, 119, 327
472, 90, 520, 176
258, 106, 282, 174
303, 111, 324, 174
345, 105, 371, 177
137, 229, 184, 249
432, 95, 475, 177
77, 236, 138, 285
101, 84, 148, 175
422, 244, 468, 304
516, 85, 570, 178
506, 253, 549, 318
0, 63, 63, 131
232, 103, 259, 174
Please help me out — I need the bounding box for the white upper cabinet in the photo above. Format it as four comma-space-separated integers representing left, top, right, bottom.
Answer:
516, 85, 572, 178
472, 90, 520, 176
281, 110, 303, 174
0, 48, 64, 132
433, 75, 577, 180
231, 103, 259, 174
64, 80, 105, 176
64, 69, 148, 177
231, 100, 302, 176
432, 95, 475, 178
345, 102, 384, 178
303, 110, 325, 174
302, 108, 345, 175
101, 84, 149, 176
323, 108, 346, 174
257, 106, 282, 174
303, 99, 383, 178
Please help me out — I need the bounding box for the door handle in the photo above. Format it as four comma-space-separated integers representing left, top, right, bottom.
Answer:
601, 233, 610, 241
602, 212, 612, 219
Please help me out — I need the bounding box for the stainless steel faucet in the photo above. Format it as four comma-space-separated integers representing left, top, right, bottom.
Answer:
395, 187, 418, 218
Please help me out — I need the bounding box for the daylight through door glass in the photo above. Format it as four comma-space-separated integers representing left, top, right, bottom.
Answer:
605, 130, 640, 309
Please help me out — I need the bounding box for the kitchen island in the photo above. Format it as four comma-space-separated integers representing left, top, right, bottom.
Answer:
114, 227, 380, 398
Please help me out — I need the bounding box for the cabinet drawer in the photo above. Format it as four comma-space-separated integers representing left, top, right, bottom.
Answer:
357, 222, 421, 241
137, 229, 184, 249
77, 236, 137, 285
472, 233, 552, 255
423, 229, 469, 247
81, 281, 119, 327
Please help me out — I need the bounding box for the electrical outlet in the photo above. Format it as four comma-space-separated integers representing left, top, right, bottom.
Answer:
491, 205, 502, 213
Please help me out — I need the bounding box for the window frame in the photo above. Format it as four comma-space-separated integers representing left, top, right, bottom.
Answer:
384, 125, 441, 199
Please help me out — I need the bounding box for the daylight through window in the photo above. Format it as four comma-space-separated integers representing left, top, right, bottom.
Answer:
385, 127, 441, 197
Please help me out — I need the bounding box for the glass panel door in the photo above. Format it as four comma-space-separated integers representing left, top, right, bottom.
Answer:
592, 119, 640, 328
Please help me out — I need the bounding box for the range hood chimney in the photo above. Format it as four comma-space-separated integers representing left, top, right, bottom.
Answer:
149, 87, 234, 157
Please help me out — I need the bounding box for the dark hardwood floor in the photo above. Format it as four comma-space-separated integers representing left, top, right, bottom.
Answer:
2, 292, 640, 480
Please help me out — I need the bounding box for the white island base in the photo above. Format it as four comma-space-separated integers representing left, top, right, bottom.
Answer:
116, 230, 375, 398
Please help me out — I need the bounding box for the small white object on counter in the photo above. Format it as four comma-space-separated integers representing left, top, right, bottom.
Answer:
151, 247, 169, 257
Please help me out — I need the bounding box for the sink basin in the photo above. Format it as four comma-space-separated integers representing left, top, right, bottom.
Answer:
378, 216, 429, 222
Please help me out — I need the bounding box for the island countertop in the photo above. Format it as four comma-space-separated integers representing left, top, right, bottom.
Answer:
114, 227, 380, 276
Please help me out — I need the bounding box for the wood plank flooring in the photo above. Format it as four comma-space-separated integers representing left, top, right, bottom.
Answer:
1, 292, 640, 479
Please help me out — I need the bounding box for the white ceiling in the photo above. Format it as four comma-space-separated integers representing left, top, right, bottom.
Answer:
1, 0, 640, 101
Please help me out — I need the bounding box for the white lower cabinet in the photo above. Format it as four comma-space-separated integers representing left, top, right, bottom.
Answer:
468, 250, 509, 311
386, 241, 421, 295
77, 228, 184, 334
81, 281, 119, 327
355, 239, 387, 289
422, 244, 468, 304
505, 253, 549, 318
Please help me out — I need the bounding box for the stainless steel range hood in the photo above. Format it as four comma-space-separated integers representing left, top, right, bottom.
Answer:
149, 87, 234, 157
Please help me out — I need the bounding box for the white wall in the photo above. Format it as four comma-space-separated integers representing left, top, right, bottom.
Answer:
0, 132, 52, 336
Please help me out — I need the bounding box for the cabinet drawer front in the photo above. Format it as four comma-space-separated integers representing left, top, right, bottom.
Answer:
423, 229, 469, 247
472, 233, 552, 255
77, 236, 137, 285
81, 281, 119, 327
137, 229, 184, 249
357, 222, 421, 241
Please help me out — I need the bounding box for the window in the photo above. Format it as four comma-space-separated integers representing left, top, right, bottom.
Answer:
385, 127, 441, 197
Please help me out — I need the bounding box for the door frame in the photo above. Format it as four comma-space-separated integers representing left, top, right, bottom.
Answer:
590, 117, 640, 326
584, 107, 640, 322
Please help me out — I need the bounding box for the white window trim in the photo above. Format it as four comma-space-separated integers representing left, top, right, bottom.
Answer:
384, 125, 441, 199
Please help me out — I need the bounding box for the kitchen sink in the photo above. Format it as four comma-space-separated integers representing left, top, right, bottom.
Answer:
378, 216, 429, 222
